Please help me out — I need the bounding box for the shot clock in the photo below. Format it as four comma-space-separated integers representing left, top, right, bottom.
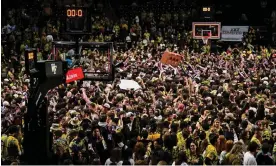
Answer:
25, 49, 37, 75
65, 7, 90, 33
66, 9, 83, 17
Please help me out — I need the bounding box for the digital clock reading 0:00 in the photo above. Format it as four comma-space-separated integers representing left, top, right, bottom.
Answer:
202, 7, 211, 12
67, 9, 83, 17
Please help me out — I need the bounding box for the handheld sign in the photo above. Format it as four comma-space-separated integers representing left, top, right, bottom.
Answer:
160, 51, 183, 67
66, 67, 84, 83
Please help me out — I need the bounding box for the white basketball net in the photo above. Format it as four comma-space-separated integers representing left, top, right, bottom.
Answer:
202, 37, 209, 45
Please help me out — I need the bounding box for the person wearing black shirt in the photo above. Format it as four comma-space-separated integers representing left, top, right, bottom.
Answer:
256, 142, 274, 165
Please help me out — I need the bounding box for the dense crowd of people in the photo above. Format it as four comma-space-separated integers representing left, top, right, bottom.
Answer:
2, 0, 276, 165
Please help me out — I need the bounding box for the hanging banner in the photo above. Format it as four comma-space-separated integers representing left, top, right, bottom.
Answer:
221, 26, 249, 41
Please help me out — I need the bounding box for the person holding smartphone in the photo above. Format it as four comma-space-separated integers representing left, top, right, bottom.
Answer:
91, 126, 108, 164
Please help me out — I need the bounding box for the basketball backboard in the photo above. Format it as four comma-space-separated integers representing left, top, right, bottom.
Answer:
192, 22, 221, 39
52, 41, 114, 81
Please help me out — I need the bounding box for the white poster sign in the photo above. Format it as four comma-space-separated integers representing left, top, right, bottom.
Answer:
221, 26, 249, 41
119, 80, 141, 90
82, 81, 91, 88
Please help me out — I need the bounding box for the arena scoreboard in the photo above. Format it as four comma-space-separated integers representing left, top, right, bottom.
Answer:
201, 6, 214, 19
65, 6, 90, 33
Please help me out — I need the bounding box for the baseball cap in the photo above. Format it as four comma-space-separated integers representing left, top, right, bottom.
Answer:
103, 103, 110, 109
126, 112, 134, 117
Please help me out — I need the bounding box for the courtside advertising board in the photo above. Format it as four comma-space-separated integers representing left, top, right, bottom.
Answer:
221, 26, 249, 41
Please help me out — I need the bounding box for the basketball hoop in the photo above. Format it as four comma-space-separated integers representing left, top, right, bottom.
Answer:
202, 36, 209, 45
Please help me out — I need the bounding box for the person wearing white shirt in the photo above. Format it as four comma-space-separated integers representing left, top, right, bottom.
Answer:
172, 151, 189, 166
126, 112, 134, 131
105, 158, 123, 166
105, 148, 123, 166
135, 16, 139, 24
243, 141, 259, 166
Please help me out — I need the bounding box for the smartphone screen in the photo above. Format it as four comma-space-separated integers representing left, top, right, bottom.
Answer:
108, 134, 112, 140
88, 143, 93, 150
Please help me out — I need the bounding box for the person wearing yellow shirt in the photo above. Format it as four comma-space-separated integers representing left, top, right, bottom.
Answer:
88, 36, 93, 42
178, 33, 181, 41
177, 128, 190, 150
104, 35, 111, 42
37, 51, 43, 61
273, 141, 276, 163
99, 24, 105, 33
121, 23, 128, 30
94, 36, 99, 42
209, 119, 223, 135
99, 33, 104, 42
52, 127, 68, 155
185, 140, 204, 165
1, 133, 8, 157
144, 30, 150, 41
204, 133, 219, 165
147, 125, 160, 141
2, 126, 22, 162
261, 47, 270, 58
113, 24, 120, 37
250, 126, 262, 149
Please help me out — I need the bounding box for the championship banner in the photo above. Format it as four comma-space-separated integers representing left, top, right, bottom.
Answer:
221, 26, 249, 41
160, 51, 183, 67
